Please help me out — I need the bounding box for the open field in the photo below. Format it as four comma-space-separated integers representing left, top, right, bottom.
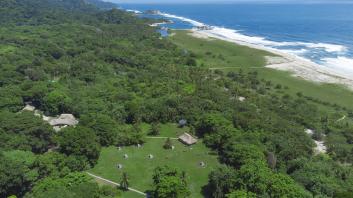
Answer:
90, 124, 220, 198
169, 30, 353, 111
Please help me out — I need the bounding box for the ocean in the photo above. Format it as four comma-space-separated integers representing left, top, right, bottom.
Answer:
119, 3, 353, 77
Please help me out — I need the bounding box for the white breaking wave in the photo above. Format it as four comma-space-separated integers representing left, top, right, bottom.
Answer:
322, 57, 353, 78
195, 26, 347, 54
304, 43, 347, 53
126, 9, 142, 14
157, 11, 205, 27
282, 48, 308, 55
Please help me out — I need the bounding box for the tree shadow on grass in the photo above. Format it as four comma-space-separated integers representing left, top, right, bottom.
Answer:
201, 184, 213, 198
145, 190, 154, 198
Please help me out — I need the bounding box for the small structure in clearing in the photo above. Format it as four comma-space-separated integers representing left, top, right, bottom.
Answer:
178, 119, 187, 128
49, 114, 79, 126
148, 154, 154, 159
199, 161, 206, 167
123, 154, 128, 159
117, 164, 123, 169
19, 103, 78, 132
49, 114, 78, 132
178, 133, 197, 146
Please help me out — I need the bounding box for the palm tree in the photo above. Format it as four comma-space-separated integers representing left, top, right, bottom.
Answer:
149, 122, 160, 136
181, 171, 187, 186
120, 172, 129, 191
163, 138, 173, 149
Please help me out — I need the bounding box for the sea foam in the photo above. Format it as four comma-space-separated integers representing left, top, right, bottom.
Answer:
157, 11, 205, 27
322, 57, 353, 78
126, 9, 142, 14
198, 27, 347, 54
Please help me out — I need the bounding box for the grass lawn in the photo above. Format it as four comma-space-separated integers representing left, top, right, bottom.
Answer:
90, 124, 220, 198
169, 30, 353, 111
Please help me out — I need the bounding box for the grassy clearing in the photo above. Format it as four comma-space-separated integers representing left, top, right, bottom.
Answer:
0, 45, 16, 54
172, 31, 272, 69
90, 124, 220, 198
169, 30, 353, 110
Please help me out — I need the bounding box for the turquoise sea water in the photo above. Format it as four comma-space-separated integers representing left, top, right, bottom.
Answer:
120, 3, 353, 77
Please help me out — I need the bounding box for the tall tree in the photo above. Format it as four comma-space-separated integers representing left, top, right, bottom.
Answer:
0, 150, 38, 198
149, 122, 160, 136
163, 138, 173, 149
57, 126, 101, 166
152, 166, 190, 198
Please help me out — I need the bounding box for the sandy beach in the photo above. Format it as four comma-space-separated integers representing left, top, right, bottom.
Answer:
190, 29, 353, 90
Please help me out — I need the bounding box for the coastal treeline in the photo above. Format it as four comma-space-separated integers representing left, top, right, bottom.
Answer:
0, 0, 352, 198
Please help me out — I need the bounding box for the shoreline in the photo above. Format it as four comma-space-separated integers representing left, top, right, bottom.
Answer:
189, 29, 353, 90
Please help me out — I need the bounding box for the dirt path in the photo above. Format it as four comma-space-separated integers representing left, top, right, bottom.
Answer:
86, 172, 146, 196
336, 115, 346, 122
146, 136, 178, 140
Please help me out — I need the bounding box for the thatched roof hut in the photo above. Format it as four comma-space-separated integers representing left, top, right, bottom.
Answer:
178, 133, 197, 145
49, 114, 78, 126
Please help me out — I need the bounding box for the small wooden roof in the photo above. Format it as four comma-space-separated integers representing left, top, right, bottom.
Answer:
178, 133, 197, 145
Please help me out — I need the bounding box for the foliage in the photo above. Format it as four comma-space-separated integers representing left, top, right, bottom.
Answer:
288, 156, 353, 197
149, 122, 161, 136
35, 152, 88, 178
0, 111, 54, 153
26, 172, 120, 198
152, 166, 190, 198
220, 143, 265, 169
43, 90, 73, 115
81, 113, 119, 146
56, 126, 101, 166
207, 166, 238, 198
0, 150, 38, 198
226, 190, 256, 198
208, 161, 311, 198
115, 124, 145, 146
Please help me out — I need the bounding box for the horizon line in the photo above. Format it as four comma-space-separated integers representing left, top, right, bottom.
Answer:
107, 1, 353, 5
